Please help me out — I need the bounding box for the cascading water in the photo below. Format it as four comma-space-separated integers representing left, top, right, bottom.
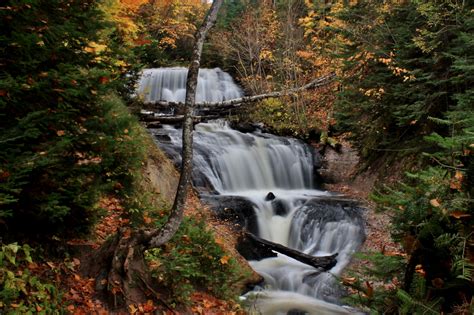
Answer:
137, 67, 243, 103
142, 68, 365, 314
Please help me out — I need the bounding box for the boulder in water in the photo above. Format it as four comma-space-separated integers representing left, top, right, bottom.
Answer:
265, 192, 276, 201
201, 195, 259, 235
271, 198, 288, 216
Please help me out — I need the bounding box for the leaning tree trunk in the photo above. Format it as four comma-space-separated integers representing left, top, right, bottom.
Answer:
81, 0, 224, 309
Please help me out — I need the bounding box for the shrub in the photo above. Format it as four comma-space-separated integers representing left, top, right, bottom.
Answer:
146, 217, 244, 306
0, 243, 64, 314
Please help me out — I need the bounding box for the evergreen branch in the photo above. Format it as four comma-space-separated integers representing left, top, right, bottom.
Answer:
0, 135, 24, 144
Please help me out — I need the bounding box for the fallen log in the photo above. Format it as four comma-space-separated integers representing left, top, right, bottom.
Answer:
238, 231, 337, 271
143, 115, 220, 126
146, 72, 336, 109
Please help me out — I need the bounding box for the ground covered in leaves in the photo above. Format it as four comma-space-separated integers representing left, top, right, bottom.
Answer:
2, 193, 253, 314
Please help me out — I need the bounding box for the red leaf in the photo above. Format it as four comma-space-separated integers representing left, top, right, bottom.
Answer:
99, 76, 109, 84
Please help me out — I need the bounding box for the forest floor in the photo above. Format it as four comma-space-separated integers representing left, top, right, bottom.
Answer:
50, 193, 252, 314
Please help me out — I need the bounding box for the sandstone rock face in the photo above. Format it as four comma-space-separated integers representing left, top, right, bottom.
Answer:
319, 146, 359, 184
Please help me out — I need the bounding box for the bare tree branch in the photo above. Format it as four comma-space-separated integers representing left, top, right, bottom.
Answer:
146, 72, 335, 111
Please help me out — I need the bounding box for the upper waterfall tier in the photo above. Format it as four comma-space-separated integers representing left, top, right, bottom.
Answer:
137, 67, 244, 103
153, 121, 316, 193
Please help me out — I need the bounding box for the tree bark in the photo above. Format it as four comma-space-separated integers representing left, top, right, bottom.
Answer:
147, 0, 224, 248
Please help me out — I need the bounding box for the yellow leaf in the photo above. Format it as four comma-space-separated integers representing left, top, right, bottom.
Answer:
128, 304, 137, 314
220, 255, 230, 265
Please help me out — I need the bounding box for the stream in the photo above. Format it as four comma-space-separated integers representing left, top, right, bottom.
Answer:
139, 68, 366, 314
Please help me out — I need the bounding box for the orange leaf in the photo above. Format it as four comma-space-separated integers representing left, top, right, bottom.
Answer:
143, 300, 155, 312
415, 264, 426, 277
450, 170, 464, 190
365, 281, 374, 298
0, 89, 7, 97
57, 130, 65, 136
214, 237, 225, 246
430, 199, 441, 208
220, 255, 230, 265
449, 211, 471, 219
342, 277, 357, 285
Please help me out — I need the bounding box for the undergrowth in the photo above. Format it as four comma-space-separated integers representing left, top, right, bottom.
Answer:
145, 217, 246, 307
0, 243, 64, 314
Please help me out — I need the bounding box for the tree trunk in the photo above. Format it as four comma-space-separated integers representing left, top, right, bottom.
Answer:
82, 0, 224, 309
147, 0, 224, 248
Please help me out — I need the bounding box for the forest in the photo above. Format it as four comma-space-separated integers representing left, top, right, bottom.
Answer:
0, 0, 473, 314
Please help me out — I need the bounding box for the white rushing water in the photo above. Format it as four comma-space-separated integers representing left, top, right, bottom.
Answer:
144, 68, 365, 314
137, 67, 243, 103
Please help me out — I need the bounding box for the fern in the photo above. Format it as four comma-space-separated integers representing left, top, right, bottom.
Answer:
396, 289, 441, 315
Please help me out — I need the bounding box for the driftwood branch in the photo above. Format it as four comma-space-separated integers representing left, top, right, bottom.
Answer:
147, 72, 336, 110
242, 232, 337, 271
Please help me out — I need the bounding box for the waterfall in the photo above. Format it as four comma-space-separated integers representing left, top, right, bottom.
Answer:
137, 67, 243, 103
145, 68, 365, 314
156, 122, 315, 193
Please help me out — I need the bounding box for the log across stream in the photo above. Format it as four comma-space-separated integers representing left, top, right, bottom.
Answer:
142, 68, 365, 314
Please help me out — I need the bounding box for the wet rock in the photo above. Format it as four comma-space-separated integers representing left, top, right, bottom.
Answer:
265, 192, 276, 201
192, 172, 217, 194
272, 199, 288, 216
154, 134, 171, 142
229, 121, 260, 133
201, 195, 259, 235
